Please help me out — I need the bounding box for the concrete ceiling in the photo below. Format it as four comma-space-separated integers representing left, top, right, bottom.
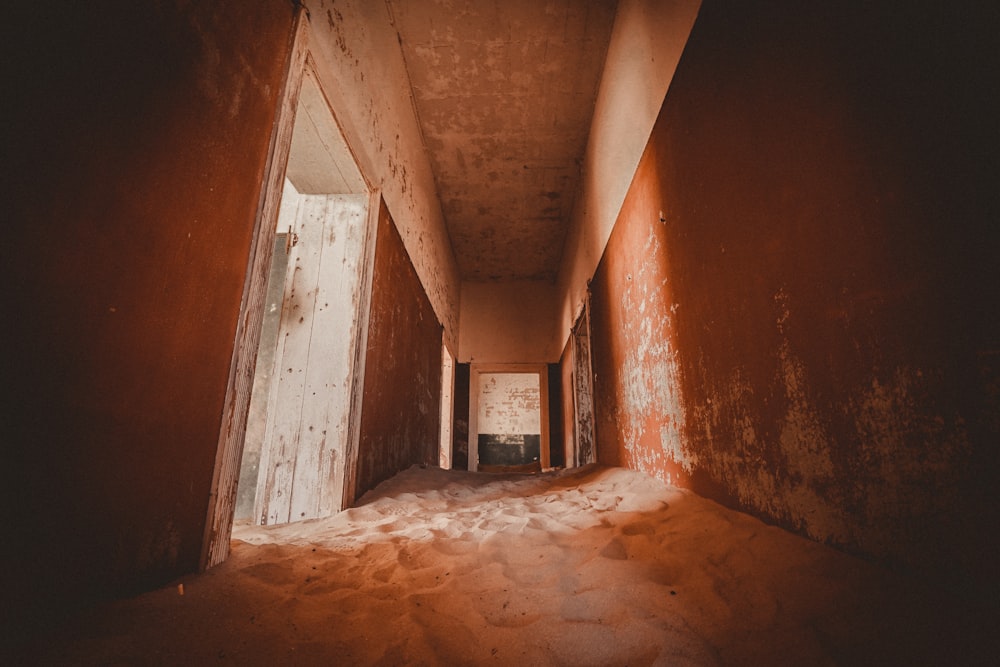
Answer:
387, 0, 618, 282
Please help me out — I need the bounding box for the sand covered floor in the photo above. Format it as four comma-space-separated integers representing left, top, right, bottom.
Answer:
24, 465, 992, 665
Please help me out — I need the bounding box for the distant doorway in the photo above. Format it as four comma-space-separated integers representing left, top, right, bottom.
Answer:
469, 364, 550, 473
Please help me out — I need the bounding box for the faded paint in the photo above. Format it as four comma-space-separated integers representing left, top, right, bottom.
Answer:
255, 189, 368, 525
468, 364, 551, 471
559, 337, 577, 467
303, 0, 460, 350
478, 373, 542, 435
568, 305, 597, 467
589, 0, 1000, 598
557, 0, 702, 345
236, 229, 291, 522
439, 343, 455, 469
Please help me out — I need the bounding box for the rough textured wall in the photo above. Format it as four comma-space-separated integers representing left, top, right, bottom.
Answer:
0, 0, 295, 621
303, 0, 461, 350
557, 0, 701, 344
590, 1, 999, 597
356, 202, 442, 499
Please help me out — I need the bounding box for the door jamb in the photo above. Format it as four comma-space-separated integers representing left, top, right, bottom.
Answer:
571, 296, 596, 467
340, 190, 380, 508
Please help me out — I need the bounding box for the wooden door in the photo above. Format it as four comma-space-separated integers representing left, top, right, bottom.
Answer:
469, 364, 550, 473
255, 191, 368, 524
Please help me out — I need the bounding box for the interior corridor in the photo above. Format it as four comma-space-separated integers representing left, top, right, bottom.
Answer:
3, 1, 998, 662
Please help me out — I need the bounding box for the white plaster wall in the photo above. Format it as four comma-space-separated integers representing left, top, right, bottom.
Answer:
303, 0, 461, 351
556, 0, 702, 345
478, 373, 542, 434
458, 281, 562, 363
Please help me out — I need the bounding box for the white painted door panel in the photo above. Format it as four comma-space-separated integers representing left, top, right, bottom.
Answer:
256, 193, 367, 524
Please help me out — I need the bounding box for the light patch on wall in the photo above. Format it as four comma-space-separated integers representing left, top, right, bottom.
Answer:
614, 229, 694, 475
776, 339, 836, 485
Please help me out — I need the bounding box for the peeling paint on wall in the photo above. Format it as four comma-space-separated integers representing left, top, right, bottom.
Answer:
592, 198, 696, 487
478, 373, 542, 435
303, 0, 461, 349
557, 0, 703, 345
589, 1, 999, 597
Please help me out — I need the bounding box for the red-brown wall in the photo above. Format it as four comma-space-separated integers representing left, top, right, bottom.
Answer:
2, 1, 295, 624
590, 1, 999, 598
355, 202, 443, 498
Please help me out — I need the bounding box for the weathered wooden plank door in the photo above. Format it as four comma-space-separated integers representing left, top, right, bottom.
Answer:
255, 191, 368, 525
572, 302, 596, 466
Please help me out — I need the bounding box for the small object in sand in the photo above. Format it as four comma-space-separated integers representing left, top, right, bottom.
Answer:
177, 584, 185, 596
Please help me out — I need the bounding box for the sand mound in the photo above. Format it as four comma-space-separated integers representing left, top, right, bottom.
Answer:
25, 464, 990, 665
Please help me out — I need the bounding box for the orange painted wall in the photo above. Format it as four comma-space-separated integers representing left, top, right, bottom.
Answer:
590, 1, 999, 599
356, 202, 443, 498
1, 1, 295, 623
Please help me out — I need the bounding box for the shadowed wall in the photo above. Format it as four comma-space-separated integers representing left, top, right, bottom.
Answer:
1, 0, 295, 625
590, 0, 999, 599
356, 201, 443, 499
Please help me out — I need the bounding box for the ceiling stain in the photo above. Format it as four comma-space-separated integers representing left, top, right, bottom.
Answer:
388, 0, 618, 282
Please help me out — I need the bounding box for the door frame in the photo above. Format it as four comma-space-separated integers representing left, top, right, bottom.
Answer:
571, 297, 597, 466
468, 363, 550, 472
438, 340, 456, 469
201, 9, 377, 569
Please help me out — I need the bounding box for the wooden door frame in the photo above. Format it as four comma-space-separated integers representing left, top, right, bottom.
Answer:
438, 339, 456, 469
468, 363, 550, 472
201, 9, 377, 569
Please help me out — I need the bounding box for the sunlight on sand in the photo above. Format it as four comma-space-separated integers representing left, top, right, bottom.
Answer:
36, 465, 985, 665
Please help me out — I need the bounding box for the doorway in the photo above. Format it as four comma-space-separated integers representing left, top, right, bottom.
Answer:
246, 68, 372, 526
202, 12, 376, 568
469, 364, 550, 473
438, 342, 456, 470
